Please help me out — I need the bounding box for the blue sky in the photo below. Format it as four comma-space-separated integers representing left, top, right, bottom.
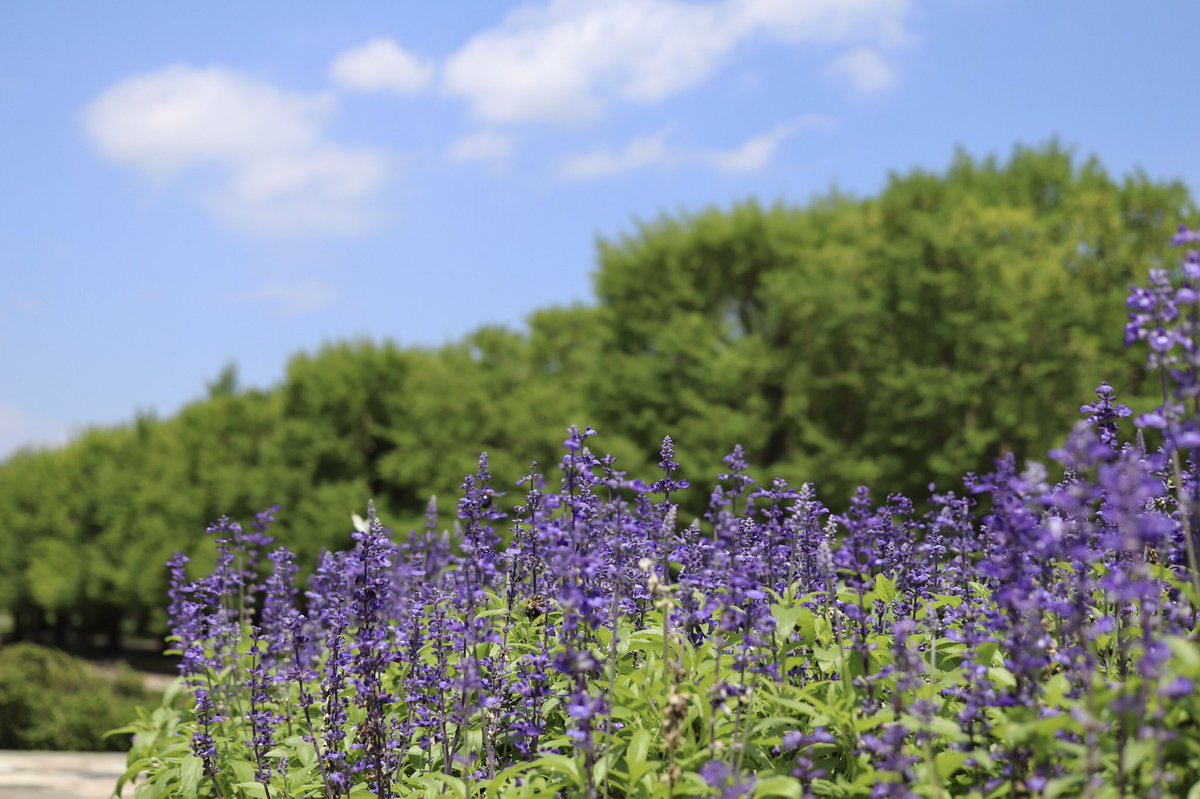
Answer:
2, 1, 1198, 459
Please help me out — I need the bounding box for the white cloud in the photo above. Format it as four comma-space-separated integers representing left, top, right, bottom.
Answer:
448, 130, 516, 167
735, 0, 911, 47
443, 0, 911, 126
562, 117, 830, 180
701, 115, 833, 175
84, 65, 388, 236
330, 38, 434, 95
0, 404, 70, 462
825, 47, 895, 93
560, 132, 673, 180
238, 278, 338, 318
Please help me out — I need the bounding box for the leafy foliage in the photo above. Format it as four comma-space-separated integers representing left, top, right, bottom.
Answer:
0, 143, 1195, 660
0, 642, 153, 751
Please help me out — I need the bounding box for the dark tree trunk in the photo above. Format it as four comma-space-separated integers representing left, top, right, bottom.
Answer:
104, 608, 122, 653
53, 611, 69, 649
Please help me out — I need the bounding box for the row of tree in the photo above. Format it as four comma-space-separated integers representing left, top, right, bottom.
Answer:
1, 143, 1193, 648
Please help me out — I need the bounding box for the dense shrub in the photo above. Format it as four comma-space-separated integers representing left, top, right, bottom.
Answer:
119, 229, 1200, 797
0, 642, 152, 751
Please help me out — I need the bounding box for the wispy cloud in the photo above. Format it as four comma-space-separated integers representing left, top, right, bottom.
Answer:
825, 47, 896, 93
443, 0, 911, 126
330, 38, 435, 96
448, 130, 516, 168
237, 278, 338, 318
701, 116, 833, 175
560, 132, 672, 180
562, 117, 831, 180
84, 65, 388, 236
0, 404, 70, 462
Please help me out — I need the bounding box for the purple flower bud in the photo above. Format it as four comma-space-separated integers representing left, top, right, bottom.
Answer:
1176, 429, 1200, 449
1161, 677, 1193, 700
1150, 328, 1174, 352
1171, 224, 1200, 247
1136, 411, 1168, 429
1186, 251, 1200, 280
1124, 320, 1143, 347
1127, 288, 1156, 313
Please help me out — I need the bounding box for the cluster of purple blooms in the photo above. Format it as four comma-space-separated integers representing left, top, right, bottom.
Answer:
164, 228, 1200, 799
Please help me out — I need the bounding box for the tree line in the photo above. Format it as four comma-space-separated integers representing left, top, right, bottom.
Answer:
0, 143, 1192, 649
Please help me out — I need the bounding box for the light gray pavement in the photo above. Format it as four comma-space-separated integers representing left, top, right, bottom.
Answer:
0, 751, 129, 799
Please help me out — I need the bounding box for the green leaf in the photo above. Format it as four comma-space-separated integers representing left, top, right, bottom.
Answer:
420, 774, 468, 799
1166, 636, 1200, 675
532, 753, 581, 785
292, 738, 318, 770
988, 666, 1016, 689
180, 755, 203, 798
593, 754, 609, 787
874, 574, 897, 605
924, 716, 968, 742
754, 774, 804, 797
1122, 738, 1156, 773
626, 727, 652, 777
1043, 774, 1086, 799
486, 762, 540, 799
113, 758, 152, 798
927, 594, 963, 611
771, 604, 804, 636
934, 750, 969, 777
1043, 672, 1071, 706
230, 759, 257, 785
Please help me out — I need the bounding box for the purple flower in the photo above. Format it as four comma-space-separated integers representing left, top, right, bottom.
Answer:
244, 629, 283, 788
699, 761, 755, 798
261, 547, 299, 677
1171, 224, 1200, 247
1161, 677, 1193, 701
348, 501, 399, 799
1150, 328, 1175, 352
649, 435, 690, 497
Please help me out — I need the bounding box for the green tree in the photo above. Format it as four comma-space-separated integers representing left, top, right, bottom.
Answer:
585, 143, 1193, 502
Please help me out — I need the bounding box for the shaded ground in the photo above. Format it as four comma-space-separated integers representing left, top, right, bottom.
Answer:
0, 751, 128, 799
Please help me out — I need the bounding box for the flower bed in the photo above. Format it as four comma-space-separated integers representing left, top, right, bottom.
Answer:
119, 229, 1200, 798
